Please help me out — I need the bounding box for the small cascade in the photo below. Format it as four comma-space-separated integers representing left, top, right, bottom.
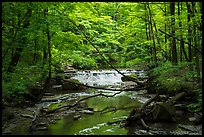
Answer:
66, 69, 145, 86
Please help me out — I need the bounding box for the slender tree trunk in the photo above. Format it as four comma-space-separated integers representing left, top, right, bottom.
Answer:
43, 9, 48, 65
178, 2, 188, 62
44, 7, 52, 87
147, 3, 157, 65
165, 2, 172, 62
33, 38, 37, 63
11, 17, 15, 61
144, 3, 151, 63
164, 3, 167, 44
186, 2, 192, 62
170, 2, 178, 65
192, 2, 201, 82
152, 12, 168, 61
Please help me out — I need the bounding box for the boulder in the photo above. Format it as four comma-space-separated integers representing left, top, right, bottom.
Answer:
62, 79, 85, 90
152, 102, 176, 122
121, 74, 139, 82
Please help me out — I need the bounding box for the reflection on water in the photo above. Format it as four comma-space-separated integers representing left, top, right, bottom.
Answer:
46, 91, 142, 135
10, 69, 146, 135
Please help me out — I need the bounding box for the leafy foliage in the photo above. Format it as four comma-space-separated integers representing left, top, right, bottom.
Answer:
2, 2, 202, 111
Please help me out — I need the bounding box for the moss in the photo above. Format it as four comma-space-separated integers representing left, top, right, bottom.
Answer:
121, 74, 139, 82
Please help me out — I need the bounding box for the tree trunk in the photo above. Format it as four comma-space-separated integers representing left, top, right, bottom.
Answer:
192, 2, 201, 82
170, 2, 178, 65
144, 3, 151, 63
33, 38, 37, 63
186, 2, 192, 62
44, 7, 52, 88
152, 12, 168, 61
178, 2, 188, 62
147, 3, 157, 65
7, 6, 32, 73
164, 3, 167, 44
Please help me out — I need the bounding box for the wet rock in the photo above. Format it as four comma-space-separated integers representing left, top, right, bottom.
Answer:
62, 79, 81, 90
64, 69, 77, 73
50, 120, 56, 124
2, 130, 12, 134
173, 104, 184, 110
82, 110, 94, 114
121, 74, 139, 82
175, 110, 184, 117
152, 102, 176, 122
44, 92, 54, 96
189, 117, 196, 122
122, 81, 137, 90
73, 115, 81, 120
37, 123, 47, 126
189, 113, 202, 125
37, 127, 48, 131
62, 79, 87, 90
51, 85, 63, 91
87, 108, 94, 111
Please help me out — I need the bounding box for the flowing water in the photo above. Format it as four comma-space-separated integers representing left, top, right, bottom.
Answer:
4, 69, 202, 135
40, 69, 147, 135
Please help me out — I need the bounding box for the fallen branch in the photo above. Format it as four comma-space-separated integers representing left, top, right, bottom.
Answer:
139, 94, 159, 112
43, 91, 123, 114
159, 29, 202, 55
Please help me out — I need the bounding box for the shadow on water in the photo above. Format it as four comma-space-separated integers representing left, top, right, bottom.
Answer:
40, 90, 142, 135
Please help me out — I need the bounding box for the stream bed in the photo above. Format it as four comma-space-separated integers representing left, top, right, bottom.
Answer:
2, 69, 202, 135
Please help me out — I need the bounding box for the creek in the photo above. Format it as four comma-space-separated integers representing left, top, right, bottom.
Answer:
2, 69, 202, 135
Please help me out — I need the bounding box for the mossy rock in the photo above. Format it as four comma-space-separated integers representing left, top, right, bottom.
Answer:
48, 102, 62, 111
121, 74, 139, 82
62, 79, 85, 90
152, 102, 176, 122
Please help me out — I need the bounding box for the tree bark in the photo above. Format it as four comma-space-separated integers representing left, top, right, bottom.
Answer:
186, 2, 193, 62
144, 3, 151, 63
178, 2, 189, 62
192, 2, 201, 82
44, 7, 52, 89
147, 3, 157, 65
170, 2, 178, 65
